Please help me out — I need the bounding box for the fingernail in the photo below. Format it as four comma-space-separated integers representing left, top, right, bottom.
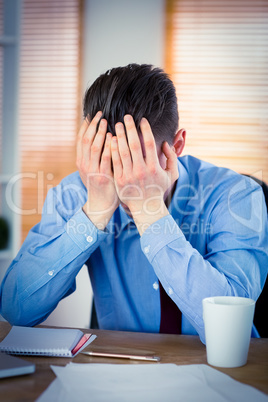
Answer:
115, 122, 123, 129
124, 115, 132, 122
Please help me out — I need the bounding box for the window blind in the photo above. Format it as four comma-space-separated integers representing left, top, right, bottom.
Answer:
165, 0, 268, 183
20, 0, 82, 240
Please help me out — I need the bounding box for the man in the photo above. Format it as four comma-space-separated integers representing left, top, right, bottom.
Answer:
1, 64, 267, 343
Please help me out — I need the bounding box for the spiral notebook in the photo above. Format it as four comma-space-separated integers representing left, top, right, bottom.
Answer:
0, 326, 96, 357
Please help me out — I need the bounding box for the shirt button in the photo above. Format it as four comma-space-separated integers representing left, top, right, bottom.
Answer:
153, 282, 159, 290
48, 270, 54, 276
86, 235, 93, 243
168, 287, 174, 295
144, 245, 150, 254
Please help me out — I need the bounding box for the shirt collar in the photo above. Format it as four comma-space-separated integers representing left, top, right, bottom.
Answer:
168, 158, 190, 224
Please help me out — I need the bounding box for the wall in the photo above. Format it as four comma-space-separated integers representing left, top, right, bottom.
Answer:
43, 0, 165, 328
82, 0, 165, 89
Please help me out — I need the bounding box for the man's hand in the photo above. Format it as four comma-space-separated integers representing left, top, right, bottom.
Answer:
111, 115, 179, 235
76, 111, 119, 229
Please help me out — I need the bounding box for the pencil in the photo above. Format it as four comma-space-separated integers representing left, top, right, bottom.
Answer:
81, 351, 160, 362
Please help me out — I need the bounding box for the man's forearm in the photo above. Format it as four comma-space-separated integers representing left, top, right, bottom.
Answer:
131, 200, 169, 236
82, 201, 115, 231
0, 207, 109, 326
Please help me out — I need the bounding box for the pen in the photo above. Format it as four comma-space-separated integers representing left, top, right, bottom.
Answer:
81, 351, 160, 362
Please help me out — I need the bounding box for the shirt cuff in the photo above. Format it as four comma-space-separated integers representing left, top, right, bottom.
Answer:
65, 208, 109, 251
140, 214, 184, 262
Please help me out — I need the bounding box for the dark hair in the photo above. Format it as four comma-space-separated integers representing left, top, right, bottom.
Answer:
83, 64, 179, 145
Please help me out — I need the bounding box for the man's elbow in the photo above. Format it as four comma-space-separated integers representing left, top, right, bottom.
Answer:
0, 292, 44, 327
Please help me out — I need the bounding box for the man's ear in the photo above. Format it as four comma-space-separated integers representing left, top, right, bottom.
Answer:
172, 129, 186, 156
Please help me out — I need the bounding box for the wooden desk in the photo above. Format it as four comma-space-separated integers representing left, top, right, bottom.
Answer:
0, 321, 267, 401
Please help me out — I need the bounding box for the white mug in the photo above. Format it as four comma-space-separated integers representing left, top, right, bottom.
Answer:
202, 296, 255, 368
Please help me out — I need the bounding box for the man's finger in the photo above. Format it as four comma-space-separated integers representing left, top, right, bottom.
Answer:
76, 119, 90, 163
162, 142, 178, 175
77, 119, 90, 139
89, 118, 108, 171
124, 115, 144, 166
100, 132, 113, 175
82, 111, 103, 150
139, 117, 158, 166
111, 136, 123, 178
115, 122, 132, 175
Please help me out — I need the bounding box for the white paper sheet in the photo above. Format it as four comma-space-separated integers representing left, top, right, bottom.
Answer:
37, 363, 268, 402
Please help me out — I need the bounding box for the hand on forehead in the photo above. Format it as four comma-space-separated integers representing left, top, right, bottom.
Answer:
116, 114, 162, 160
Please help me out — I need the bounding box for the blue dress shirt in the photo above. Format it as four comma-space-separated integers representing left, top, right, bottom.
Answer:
1, 155, 267, 343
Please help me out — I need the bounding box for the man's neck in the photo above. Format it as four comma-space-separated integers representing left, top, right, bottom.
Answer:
164, 179, 178, 209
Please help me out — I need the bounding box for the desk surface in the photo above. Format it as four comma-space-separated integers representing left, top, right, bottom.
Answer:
0, 321, 267, 401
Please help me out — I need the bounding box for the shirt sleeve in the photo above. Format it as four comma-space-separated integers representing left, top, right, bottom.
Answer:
0, 176, 109, 326
140, 180, 268, 343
